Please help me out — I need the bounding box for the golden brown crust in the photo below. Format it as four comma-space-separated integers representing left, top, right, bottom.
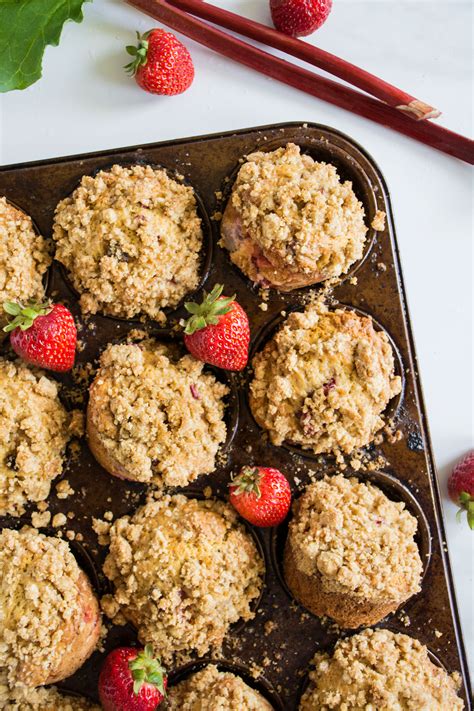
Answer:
0, 358, 83, 516
250, 305, 401, 455
220, 144, 369, 290
100, 496, 264, 663
52, 164, 203, 322
284, 475, 422, 628
87, 340, 228, 487
0, 528, 101, 690
299, 629, 464, 710
167, 665, 274, 710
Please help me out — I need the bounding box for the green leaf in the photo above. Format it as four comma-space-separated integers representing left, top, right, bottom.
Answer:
2, 301, 21, 316
0, 0, 91, 93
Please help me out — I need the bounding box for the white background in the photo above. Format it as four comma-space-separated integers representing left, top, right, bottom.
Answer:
1, 0, 472, 682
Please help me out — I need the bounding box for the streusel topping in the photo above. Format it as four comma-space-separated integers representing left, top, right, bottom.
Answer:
52, 164, 203, 321
167, 665, 274, 710
288, 475, 422, 600
0, 358, 83, 516
88, 340, 228, 486
101, 496, 264, 662
0, 528, 90, 688
222, 144, 368, 284
4, 686, 100, 710
299, 629, 464, 710
250, 305, 401, 454
0, 197, 51, 305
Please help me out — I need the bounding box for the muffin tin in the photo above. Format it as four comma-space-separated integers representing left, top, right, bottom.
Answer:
0, 122, 470, 708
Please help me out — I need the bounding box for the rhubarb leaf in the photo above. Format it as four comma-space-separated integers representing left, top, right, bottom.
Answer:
0, 0, 90, 93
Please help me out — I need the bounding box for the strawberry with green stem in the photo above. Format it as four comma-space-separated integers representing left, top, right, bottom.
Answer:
125, 29, 194, 96
183, 284, 250, 371
3, 300, 76, 372
229, 466, 292, 527
98, 644, 167, 711
448, 451, 474, 530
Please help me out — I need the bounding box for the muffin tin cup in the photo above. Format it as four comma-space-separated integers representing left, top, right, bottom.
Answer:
246, 302, 405, 462
217, 133, 379, 293
270, 469, 432, 623
0, 123, 469, 708
51, 160, 214, 326
169, 658, 285, 711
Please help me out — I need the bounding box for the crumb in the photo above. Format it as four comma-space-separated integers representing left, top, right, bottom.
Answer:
31, 510, 51, 528
52, 513, 67, 528
56, 479, 75, 499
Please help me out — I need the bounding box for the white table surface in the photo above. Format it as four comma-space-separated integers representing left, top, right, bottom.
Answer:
1, 0, 472, 684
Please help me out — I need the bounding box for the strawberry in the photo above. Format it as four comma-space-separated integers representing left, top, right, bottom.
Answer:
125, 29, 194, 95
270, 0, 332, 37
448, 451, 474, 530
98, 645, 167, 711
229, 466, 292, 527
183, 284, 250, 371
3, 301, 76, 372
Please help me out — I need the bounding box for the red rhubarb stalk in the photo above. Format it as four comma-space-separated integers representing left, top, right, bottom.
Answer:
166, 0, 439, 120
126, 0, 474, 164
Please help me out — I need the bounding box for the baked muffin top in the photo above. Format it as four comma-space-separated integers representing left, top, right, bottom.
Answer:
287, 475, 423, 601
0, 197, 51, 306
88, 340, 228, 487
4, 686, 100, 711
0, 528, 93, 689
100, 496, 264, 662
250, 305, 401, 454
167, 665, 274, 710
0, 358, 83, 516
222, 144, 369, 286
299, 629, 464, 710
52, 164, 203, 321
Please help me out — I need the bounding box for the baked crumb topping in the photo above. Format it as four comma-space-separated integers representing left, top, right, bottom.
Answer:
0, 528, 97, 690
88, 340, 228, 486
220, 144, 369, 289
52, 164, 203, 321
250, 305, 402, 454
0, 197, 51, 306
288, 475, 422, 600
4, 686, 100, 710
299, 629, 464, 710
0, 358, 83, 516
167, 665, 274, 710
101, 496, 264, 662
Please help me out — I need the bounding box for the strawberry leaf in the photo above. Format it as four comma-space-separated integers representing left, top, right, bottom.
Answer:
0, 0, 91, 93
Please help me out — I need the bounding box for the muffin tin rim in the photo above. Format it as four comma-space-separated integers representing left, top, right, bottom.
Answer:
0, 122, 469, 708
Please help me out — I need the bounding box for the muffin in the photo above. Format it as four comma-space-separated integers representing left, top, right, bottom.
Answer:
220, 144, 381, 290
0, 527, 101, 689
87, 339, 228, 487
250, 305, 401, 455
0, 358, 83, 516
284, 475, 423, 628
299, 629, 464, 710
52, 164, 203, 322
4, 686, 100, 710
100, 495, 264, 662
167, 665, 274, 710
0, 197, 51, 333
